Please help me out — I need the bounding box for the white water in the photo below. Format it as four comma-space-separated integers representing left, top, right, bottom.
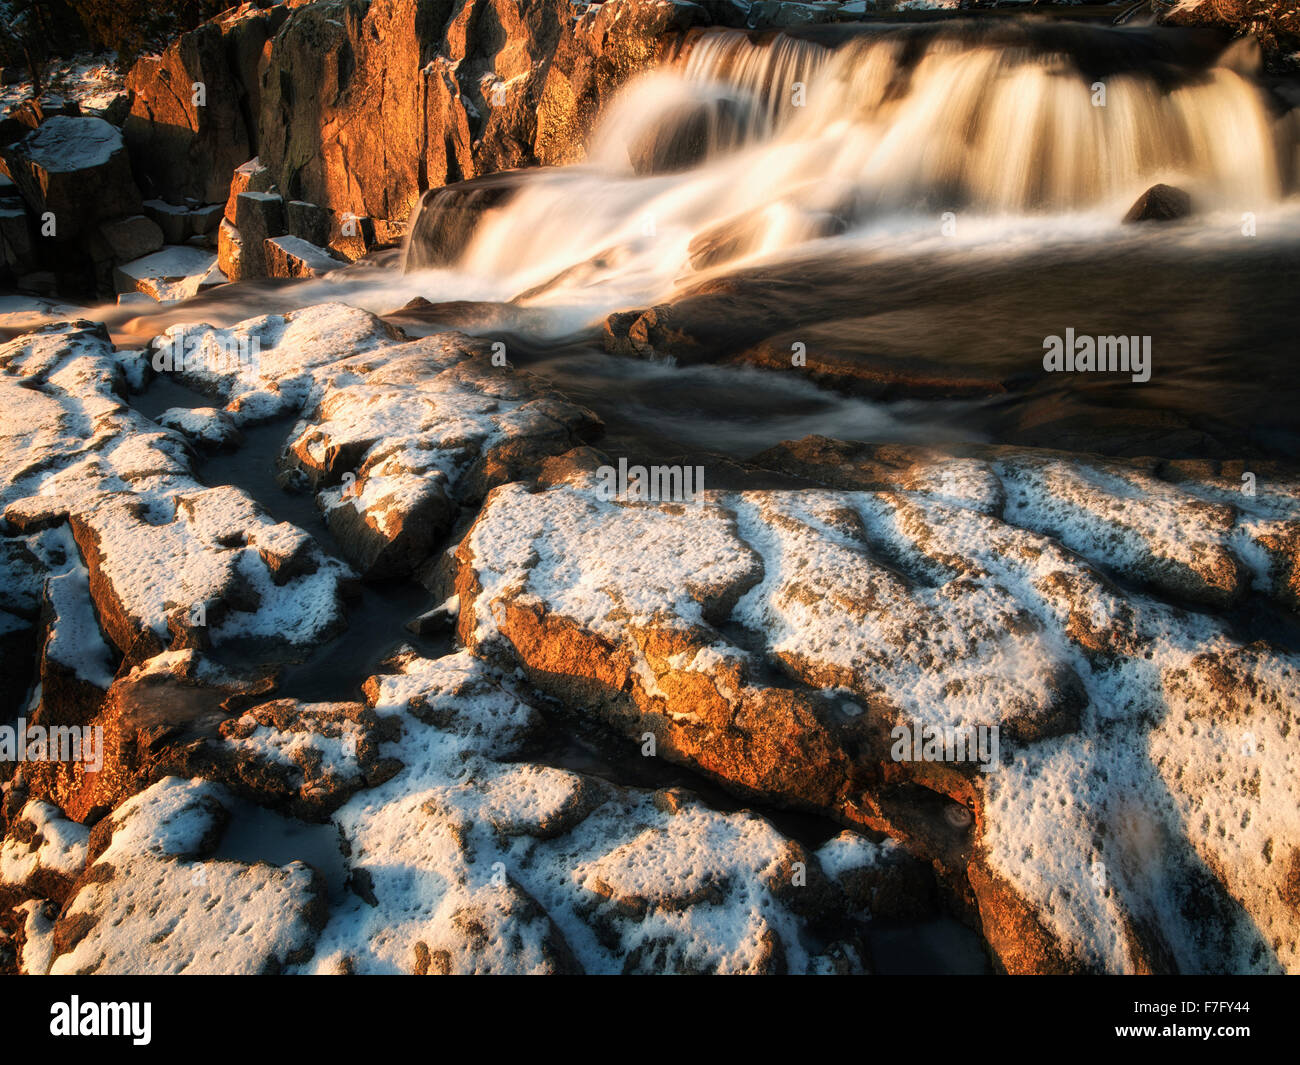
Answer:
406, 25, 1296, 329
53, 24, 1295, 349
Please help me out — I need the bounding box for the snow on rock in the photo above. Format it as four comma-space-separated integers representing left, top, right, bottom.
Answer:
0, 322, 353, 813
0, 799, 90, 898
154, 406, 242, 451
6, 115, 122, 172
142, 303, 600, 580
36, 529, 117, 725
454, 443, 1300, 973
263, 235, 342, 279
0, 294, 88, 334
186, 697, 403, 822
0, 53, 124, 118
112, 245, 224, 302
997, 455, 1244, 607
47, 777, 326, 974
0, 322, 350, 669
0, 117, 142, 241
149, 302, 405, 421
14, 899, 58, 975
297, 650, 873, 975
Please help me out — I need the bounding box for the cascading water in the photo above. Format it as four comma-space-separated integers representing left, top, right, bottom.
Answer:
404, 20, 1295, 322
95, 18, 1298, 464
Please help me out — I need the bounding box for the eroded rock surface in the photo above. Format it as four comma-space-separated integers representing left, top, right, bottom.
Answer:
452, 440, 1300, 973
4, 296, 1296, 976
47, 777, 327, 975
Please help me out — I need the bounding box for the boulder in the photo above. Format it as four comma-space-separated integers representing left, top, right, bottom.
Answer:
327, 213, 376, 262
224, 157, 273, 225
627, 95, 748, 175
216, 218, 244, 281
285, 200, 332, 247
233, 191, 286, 278
0, 117, 142, 242
143, 199, 223, 245
142, 199, 192, 244
688, 203, 847, 269
8, 95, 79, 132
112, 245, 225, 301
263, 235, 341, 279
403, 171, 526, 270
1122, 183, 1192, 224
91, 214, 165, 264
47, 778, 327, 975
0, 205, 34, 278
155, 407, 243, 452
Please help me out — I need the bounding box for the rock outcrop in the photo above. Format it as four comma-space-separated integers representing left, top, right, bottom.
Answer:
119, 0, 713, 236
0, 117, 142, 243
123, 6, 292, 204
449, 440, 1300, 973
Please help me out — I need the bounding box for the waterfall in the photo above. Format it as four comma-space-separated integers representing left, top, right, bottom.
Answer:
403, 22, 1295, 315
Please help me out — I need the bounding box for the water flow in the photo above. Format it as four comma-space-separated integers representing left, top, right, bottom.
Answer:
414, 23, 1292, 321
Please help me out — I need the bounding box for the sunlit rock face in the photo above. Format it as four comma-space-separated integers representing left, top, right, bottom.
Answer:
253, 0, 706, 228
2, 0, 1298, 981
453, 444, 1300, 974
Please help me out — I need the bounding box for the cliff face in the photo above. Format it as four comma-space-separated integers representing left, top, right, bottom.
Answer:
124, 0, 710, 231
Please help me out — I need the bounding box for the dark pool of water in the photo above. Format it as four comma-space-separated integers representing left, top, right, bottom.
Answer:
135, 374, 450, 701
213, 796, 350, 905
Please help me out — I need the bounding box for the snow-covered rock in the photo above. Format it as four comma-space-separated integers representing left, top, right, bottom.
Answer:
0, 117, 141, 242
48, 777, 327, 974
263, 234, 342, 279
112, 245, 225, 302
145, 303, 600, 579
299, 650, 875, 974
155, 406, 242, 451
0, 799, 89, 901
451, 441, 1300, 973
0, 321, 353, 817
